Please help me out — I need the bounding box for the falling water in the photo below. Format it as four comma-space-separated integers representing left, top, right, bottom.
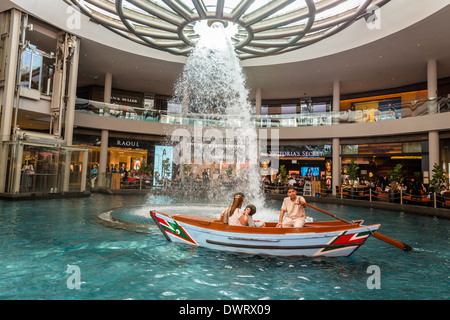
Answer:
170, 21, 264, 205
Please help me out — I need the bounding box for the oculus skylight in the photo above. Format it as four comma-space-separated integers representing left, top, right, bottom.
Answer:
66, 0, 390, 59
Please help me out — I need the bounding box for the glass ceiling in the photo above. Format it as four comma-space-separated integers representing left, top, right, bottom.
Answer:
66, 0, 390, 59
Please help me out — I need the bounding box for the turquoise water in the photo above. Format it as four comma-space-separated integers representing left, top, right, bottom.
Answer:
0, 194, 448, 300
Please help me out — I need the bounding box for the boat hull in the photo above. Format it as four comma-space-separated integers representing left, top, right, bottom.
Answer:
150, 211, 380, 258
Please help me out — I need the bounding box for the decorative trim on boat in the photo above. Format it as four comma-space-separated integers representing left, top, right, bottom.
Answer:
205, 239, 362, 250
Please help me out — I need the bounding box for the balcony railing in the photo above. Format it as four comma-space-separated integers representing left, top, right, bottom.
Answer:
75, 96, 450, 128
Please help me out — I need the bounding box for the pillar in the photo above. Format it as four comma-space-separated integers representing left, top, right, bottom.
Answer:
428, 130, 439, 176
12, 142, 24, 193
332, 138, 341, 196
104, 72, 112, 103
80, 150, 88, 192
63, 36, 80, 192
427, 59, 438, 114
255, 88, 262, 115
98, 129, 109, 187
0, 9, 20, 142
0, 9, 21, 193
64, 36, 80, 146
332, 80, 340, 124
98, 73, 112, 186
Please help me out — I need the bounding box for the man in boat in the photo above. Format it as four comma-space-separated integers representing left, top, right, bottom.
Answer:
276, 186, 306, 228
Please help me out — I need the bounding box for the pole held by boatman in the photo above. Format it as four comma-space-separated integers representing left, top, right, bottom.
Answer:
277, 186, 306, 228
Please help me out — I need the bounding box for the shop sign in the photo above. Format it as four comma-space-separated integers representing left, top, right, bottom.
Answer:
114, 139, 141, 148
266, 145, 332, 158
269, 150, 325, 157
358, 143, 403, 155
111, 96, 139, 104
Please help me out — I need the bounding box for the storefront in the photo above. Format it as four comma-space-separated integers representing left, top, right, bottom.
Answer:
108, 138, 151, 172
439, 135, 450, 183
263, 145, 332, 177
341, 141, 427, 182
1, 140, 89, 195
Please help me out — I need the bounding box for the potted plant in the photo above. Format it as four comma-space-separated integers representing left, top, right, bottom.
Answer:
430, 162, 446, 207
346, 159, 359, 185
345, 159, 359, 198
278, 165, 288, 192
387, 163, 404, 203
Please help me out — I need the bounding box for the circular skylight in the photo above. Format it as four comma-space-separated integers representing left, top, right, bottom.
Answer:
66, 0, 390, 59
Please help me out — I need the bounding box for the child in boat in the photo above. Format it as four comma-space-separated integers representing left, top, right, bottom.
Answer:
243, 204, 266, 227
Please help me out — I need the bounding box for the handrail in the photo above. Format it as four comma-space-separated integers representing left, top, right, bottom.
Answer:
75, 96, 450, 128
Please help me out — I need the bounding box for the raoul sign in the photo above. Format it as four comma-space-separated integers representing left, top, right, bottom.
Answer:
114, 139, 141, 148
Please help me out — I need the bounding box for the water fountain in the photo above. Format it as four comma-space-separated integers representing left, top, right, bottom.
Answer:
169, 20, 264, 206
103, 20, 272, 229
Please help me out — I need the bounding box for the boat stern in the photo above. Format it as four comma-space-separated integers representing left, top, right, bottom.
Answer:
314, 223, 381, 257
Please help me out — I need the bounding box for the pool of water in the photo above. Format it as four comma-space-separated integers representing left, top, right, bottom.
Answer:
0, 194, 448, 300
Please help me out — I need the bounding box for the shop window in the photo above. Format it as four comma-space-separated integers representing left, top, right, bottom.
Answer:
261, 105, 268, 115
281, 104, 297, 114
311, 102, 327, 113
342, 145, 359, 155
20, 50, 32, 88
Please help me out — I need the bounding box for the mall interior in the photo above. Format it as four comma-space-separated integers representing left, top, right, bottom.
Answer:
1, 0, 450, 207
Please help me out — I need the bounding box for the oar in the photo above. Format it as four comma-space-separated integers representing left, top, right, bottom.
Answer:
304, 203, 413, 252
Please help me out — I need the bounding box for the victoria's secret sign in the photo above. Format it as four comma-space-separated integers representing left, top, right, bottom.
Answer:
269, 150, 325, 157
266, 145, 332, 158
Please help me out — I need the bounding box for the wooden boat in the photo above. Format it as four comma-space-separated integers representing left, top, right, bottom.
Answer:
150, 210, 380, 257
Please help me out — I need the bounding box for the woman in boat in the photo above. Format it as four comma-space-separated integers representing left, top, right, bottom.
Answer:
220, 192, 245, 225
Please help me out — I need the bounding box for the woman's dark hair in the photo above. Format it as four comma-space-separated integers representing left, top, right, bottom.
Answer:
245, 204, 256, 215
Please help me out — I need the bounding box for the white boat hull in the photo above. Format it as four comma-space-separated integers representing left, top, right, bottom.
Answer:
151, 211, 380, 258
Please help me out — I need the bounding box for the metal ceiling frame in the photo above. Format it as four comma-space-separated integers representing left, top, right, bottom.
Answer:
66, 0, 390, 59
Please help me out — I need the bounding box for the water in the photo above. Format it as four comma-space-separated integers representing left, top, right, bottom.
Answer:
170, 21, 263, 205
0, 194, 448, 300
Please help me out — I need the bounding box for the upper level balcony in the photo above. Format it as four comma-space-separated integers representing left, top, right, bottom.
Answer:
74, 96, 450, 137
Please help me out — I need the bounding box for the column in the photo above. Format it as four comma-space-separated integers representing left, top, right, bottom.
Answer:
0, 9, 20, 141
64, 36, 80, 146
332, 138, 341, 196
80, 150, 88, 192
427, 59, 438, 114
428, 131, 439, 176
99, 129, 109, 187
63, 36, 80, 192
98, 73, 112, 187
0, 9, 21, 193
104, 72, 112, 103
12, 142, 24, 193
255, 88, 262, 115
332, 80, 340, 124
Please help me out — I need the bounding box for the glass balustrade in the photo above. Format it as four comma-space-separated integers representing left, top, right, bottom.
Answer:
75, 96, 450, 128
